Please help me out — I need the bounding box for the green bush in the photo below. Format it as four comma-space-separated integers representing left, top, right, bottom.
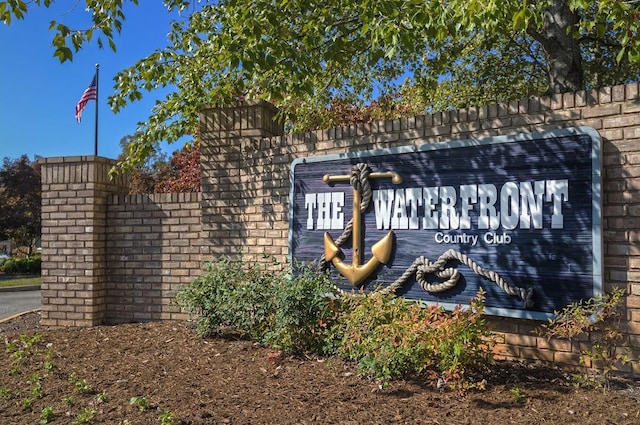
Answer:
176, 257, 339, 354
176, 257, 267, 339
177, 257, 494, 386
1, 258, 15, 273
262, 264, 341, 354
335, 290, 493, 384
0, 255, 41, 274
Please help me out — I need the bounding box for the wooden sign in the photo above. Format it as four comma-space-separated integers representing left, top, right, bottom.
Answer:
289, 127, 602, 320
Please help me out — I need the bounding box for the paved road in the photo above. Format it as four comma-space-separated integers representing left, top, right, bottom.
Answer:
0, 289, 41, 320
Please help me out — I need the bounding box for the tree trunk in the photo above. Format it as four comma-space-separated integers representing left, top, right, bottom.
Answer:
527, 0, 584, 94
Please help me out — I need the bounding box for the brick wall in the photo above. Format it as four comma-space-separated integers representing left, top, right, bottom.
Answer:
40, 156, 129, 327
40, 84, 640, 373
39, 161, 201, 326
199, 88, 640, 373
105, 192, 202, 323
199, 101, 286, 260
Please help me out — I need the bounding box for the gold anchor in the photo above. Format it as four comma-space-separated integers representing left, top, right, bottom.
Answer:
323, 168, 402, 286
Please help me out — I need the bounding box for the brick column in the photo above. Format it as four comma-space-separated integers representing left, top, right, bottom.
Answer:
39, 156, 129, 327
199, 100, 286, 261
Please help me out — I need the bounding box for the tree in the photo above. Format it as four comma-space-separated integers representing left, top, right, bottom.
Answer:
153, 141, 201, 193
117, 136, 172, 194
117, 136, 200, 194
0, 155, 41, 256
3, 1, 640, 169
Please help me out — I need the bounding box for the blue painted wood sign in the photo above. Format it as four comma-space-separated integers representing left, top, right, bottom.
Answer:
289, 127, 602, 320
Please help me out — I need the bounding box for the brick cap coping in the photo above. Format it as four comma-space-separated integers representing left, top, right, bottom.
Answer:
38, 155, 118, 165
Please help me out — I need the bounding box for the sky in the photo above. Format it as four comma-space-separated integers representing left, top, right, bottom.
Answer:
0, 2, 185, 162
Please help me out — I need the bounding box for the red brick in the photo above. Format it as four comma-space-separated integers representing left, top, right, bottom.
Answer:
519, 347, 555, 362
504, 334, 538, 347
537, 338, 572, 352
553, 351, 582, 367
583, 104, 622, 118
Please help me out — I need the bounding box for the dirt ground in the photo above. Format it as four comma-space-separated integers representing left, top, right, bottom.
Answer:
1, 311, 640, 425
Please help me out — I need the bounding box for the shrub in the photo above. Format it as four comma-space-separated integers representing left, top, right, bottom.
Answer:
0, 258, 16, 273
28, 255, 42, 274
175, 257, 270, 340
0, 255, 41, 274
178, 257, 494, 385
262, 264, 341, 354
176, 257, 339, 354
536, 287, 635, 388
335, 289, 493, 384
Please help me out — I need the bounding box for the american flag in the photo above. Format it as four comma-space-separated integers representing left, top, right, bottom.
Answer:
75, 73, 97, 123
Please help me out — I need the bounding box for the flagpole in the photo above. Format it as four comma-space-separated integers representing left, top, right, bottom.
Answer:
94, 64, 99, 156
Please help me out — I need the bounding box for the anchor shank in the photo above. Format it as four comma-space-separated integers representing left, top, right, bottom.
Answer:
322, 166, 402, 286
352, 184, 362, 267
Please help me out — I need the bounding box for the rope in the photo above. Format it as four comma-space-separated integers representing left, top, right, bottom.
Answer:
377, 249, 534, 309
319, 163, 535, 310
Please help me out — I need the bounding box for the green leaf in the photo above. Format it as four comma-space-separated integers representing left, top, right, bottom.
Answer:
512, 9, 526, 29
53, 46, 73, 63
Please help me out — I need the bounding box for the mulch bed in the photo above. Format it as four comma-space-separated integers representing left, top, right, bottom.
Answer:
1, 311, 640, 424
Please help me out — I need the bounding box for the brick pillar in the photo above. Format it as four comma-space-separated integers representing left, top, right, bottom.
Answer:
39, 156, 129, 327
199, 100, 285, 261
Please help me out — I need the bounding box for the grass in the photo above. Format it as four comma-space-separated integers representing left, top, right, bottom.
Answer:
0, 276, 41, 288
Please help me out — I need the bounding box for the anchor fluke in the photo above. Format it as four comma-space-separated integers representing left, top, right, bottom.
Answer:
323, 232, 341, 261
324, 230, 395, 287
371, 231, 394, 264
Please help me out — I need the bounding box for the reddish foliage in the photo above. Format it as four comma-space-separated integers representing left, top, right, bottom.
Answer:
154, 142, 201, 193
128, 169, 157, 194
127, 142, 200, 194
